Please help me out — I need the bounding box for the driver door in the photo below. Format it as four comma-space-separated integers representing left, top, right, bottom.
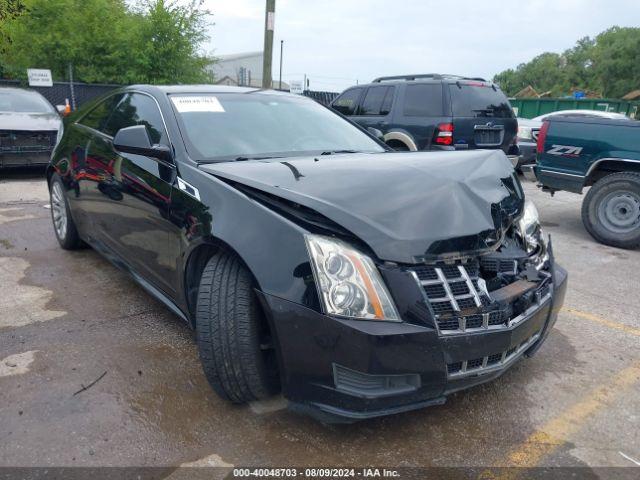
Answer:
89, 92, 180, 297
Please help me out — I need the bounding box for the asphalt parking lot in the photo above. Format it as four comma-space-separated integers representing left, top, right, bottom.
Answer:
1, 168, 639, 476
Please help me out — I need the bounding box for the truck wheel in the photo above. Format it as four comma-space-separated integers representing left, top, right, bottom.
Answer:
582, 172, 640, 249
50, 173, 83, 250
196, 252, 280, 403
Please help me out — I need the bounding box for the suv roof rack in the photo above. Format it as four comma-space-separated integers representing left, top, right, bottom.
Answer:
371, 74, 488, 83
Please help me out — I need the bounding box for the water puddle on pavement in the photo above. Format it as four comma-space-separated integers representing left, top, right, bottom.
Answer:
0, 207, 35, 225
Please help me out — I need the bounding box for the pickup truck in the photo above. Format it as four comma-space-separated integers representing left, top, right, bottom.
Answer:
523, 116, 640, 249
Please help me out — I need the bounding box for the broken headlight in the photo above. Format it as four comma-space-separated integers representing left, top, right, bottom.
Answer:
518, 199, 545, 254
305, 234, 400, 322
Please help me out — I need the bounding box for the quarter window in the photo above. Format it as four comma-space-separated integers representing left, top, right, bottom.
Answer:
332, 88, 364, 116
403, 84, 443, 117
103, 93, 167, 144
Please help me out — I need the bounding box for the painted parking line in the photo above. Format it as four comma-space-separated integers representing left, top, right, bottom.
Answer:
562, 307, 640, 337
481, 361, 640, 479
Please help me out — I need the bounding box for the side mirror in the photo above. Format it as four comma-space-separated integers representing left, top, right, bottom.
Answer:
113, 125, 172, 163
367, 127, 385, 141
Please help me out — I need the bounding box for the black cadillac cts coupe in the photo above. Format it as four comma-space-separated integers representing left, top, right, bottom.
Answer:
48, 85, 567, 421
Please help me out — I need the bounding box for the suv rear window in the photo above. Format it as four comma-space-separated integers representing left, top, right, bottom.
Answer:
448, 84, 514, 118
403, 84, 443, 116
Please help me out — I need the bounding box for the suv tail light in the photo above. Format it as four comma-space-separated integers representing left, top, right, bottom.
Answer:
435, 123, 454, 146
536, 121, 550, 154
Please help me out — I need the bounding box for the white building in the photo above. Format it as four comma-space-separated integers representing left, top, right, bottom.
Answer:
206, 51, 288, 89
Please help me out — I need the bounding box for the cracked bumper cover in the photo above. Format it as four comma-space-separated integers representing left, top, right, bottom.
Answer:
257, 263, 567, 422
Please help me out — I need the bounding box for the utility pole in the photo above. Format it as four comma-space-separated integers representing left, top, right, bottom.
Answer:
278, 40, 283, 90
261, 0, 275, 89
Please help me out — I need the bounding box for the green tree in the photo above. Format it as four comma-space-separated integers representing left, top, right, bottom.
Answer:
493, 27, 640, 98
0, 0, 26, 76
591, 27, 640, 98
130, 0, 213, 84
0, 0, 213, 84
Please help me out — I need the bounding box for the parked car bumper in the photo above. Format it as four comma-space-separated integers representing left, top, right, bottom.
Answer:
258, 262, 568, 422
516, 141, 537, 168
0, 151, 52, 168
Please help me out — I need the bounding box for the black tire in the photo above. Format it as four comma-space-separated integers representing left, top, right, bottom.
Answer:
196, 252, 279, 403
49, 173, 83, 250
581, 172, 640, 249
387, 141, 410, 152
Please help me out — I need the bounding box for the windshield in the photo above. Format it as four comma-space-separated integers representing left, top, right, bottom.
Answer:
0, 90, 55, 113
170, 93, 385, 161
448, 84, 514, 118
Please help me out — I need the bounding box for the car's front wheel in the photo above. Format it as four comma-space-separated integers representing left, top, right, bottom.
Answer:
196, 251, 280, 403
50, 173, 83, 250
582, 172, 640, 249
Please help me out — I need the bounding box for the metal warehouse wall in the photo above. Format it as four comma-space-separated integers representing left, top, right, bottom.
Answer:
511, 97, 640, 119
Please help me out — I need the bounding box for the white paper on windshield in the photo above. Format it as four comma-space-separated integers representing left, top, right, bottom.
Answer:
171, 96, 225, 113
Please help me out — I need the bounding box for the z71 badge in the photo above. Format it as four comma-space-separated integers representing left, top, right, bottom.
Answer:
547, 144, 584, 157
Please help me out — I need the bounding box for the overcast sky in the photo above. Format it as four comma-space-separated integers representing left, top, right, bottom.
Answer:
202, 0, 640, 92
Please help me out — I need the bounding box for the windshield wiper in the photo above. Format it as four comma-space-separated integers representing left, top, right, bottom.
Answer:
232, 155, 285, 162
319, 149, 361, 155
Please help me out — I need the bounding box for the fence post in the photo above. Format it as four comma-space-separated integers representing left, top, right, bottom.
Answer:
68, 63, 77, 111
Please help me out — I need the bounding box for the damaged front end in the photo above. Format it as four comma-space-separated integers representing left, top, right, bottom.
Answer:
204, 151, 567, 420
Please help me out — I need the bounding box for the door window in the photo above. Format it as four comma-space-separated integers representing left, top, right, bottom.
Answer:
403, 84, 443, 117
359, 86, 389, 116
380, 87, 395, 115
78, 94, 123, 132
103, 93, 168, 144
332, 88, 364, 116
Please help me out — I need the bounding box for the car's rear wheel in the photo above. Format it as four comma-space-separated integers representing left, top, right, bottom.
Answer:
386, 140, 410, 151
582, 172, 640, 249
50, 173, 83, 250
196, 251, 280, 403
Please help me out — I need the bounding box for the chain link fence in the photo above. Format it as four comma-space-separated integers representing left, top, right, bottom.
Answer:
0, 79, 120, 110
1, 78, 340, 109
302, 90, 339, 106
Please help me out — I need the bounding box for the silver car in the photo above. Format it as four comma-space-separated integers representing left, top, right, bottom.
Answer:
0, 87, 62, 168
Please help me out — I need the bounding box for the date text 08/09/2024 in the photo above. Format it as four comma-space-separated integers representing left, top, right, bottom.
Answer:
232, 468, 401, 478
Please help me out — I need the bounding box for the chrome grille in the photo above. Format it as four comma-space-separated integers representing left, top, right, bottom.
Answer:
446, 331, 541, 379
409, 262, 551, 335
416, 264, 483, 314
0, 130, 56, 153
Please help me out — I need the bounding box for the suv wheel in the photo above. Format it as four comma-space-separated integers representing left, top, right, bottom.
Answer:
582, 172, 640, 249
50, 173, 83, 250
196, 251, 280, 403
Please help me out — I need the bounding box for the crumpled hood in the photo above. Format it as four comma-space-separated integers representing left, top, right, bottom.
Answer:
0, 112, 61, 131
200, 150, 524, 263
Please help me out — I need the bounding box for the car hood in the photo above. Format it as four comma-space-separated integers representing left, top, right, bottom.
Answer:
200, 150, 524, 264
0, 112, 61, 131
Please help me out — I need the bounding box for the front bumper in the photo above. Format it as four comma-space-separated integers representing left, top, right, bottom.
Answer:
0, 151, 51, 168
516, 141, 537, 168
259, 263, 568, 422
